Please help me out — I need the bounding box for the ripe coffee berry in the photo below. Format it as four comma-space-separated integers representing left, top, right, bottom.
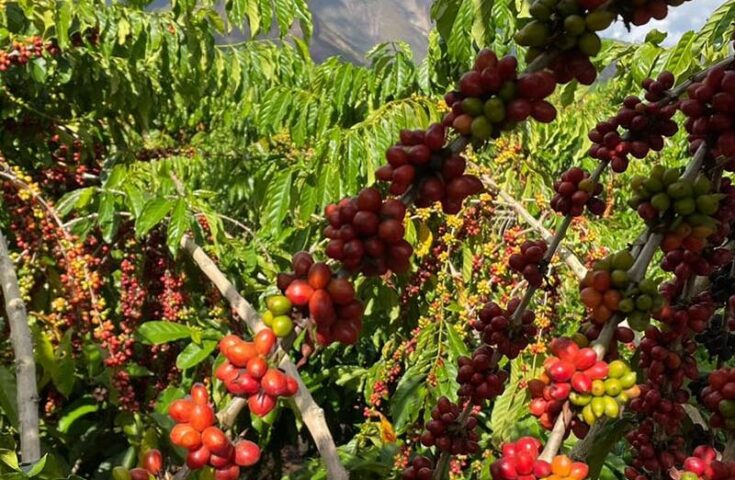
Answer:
420, 396, 479, 454
376, 123, 483, 214
401, 455, 434, 480
589, 75, 678, 173
700, 367, 735, 430
217, 335, 298, 415
277, 252, 365, 345
681, 66, 735, 164
443, 49, 557, 144
456, 346, 509, 404
509, 239, 548, 287
550, 167, 605, 216
579, 250, 634, 325
639, 327, 698, 389
324, 188, 413, 275
490, 436, 558, 480
474, 298, 537, 359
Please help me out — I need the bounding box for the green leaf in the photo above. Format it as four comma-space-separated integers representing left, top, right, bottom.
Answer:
445, 325, 469, 358
432, 0, 462, 41
137, 322, 192, 344
58, 401, 99, 433
559, 81, 578, 107
0, 367, 18, 428
55, 0, 72, 48
390, 364, 428, 433
55, 330, 75, 397
660, 31, 695, 78
696, 0, 735, 49
123, 184, 145, 218
462, 243, 473, 282
260, 169, 293, 235
22, 454, 46, 477
56, 188, 95, 217
175, 340, 217, 370
135, 198, 174, 237
644, 29, 667, 46
97, 193, 117, 243
167, 199, 189, 254
126, 364, 153, 377
30, 57, 47, 83
490, 359, 529, 443
104, 165, 127, 189
0, 449, 19, 471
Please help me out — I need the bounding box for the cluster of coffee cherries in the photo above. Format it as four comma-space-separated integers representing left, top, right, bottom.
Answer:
401, 455, 434, 480
550, 167, 605, 216
0, 36, 55, 71
216, 330, 298, 416
515, 0, 615, 83
323, 188, 413, 276
473, 298, 537, 358
375, 124, 483, 214
638, 327, 698, 388
628, 382, 689, 435
696, 314, 735, 362
618, 278, 665, 331
574, 359, 638, 425
457, 345, 509, 404
112, 450, 163, 480
168, 385, 262, 479
262, 295, 294, 337
277, 251, 364, 345
490, 436, 590, 480
420, 396, 479, 454
680, 66, 735, 162
656, 294, 716, 334
661, 238, 732, 285
615, 0, 688, 26
529, 338, 634, 427
700, 367, 735, 430
624, 421, 688, 478
630, 167, 721, 227
509, 239, 548, 287
678, 446, 729, 480
443, 49, 557, 144
588, 75, 678, 173
579, 250, 634, 324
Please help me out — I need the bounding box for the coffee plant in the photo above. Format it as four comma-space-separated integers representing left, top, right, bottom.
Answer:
1, 1, 735, 480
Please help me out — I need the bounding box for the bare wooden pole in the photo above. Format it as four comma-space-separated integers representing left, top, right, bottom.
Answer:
0, 228, 40, 464
180, 235, 347, 480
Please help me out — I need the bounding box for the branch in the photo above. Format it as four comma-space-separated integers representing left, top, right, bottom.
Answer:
0, 228, 40, 464
180, 235, 348, 480
481, 174, 588, 280
542, 143, 708, 461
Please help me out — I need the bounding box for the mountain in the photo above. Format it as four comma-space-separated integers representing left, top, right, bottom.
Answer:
147, 0, 433, 64
308, 0, 432, 63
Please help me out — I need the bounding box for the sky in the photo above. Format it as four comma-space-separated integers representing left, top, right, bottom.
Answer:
603, 0, 724, 46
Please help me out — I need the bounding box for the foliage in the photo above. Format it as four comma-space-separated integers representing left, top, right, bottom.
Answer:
0, 0, 734, 479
